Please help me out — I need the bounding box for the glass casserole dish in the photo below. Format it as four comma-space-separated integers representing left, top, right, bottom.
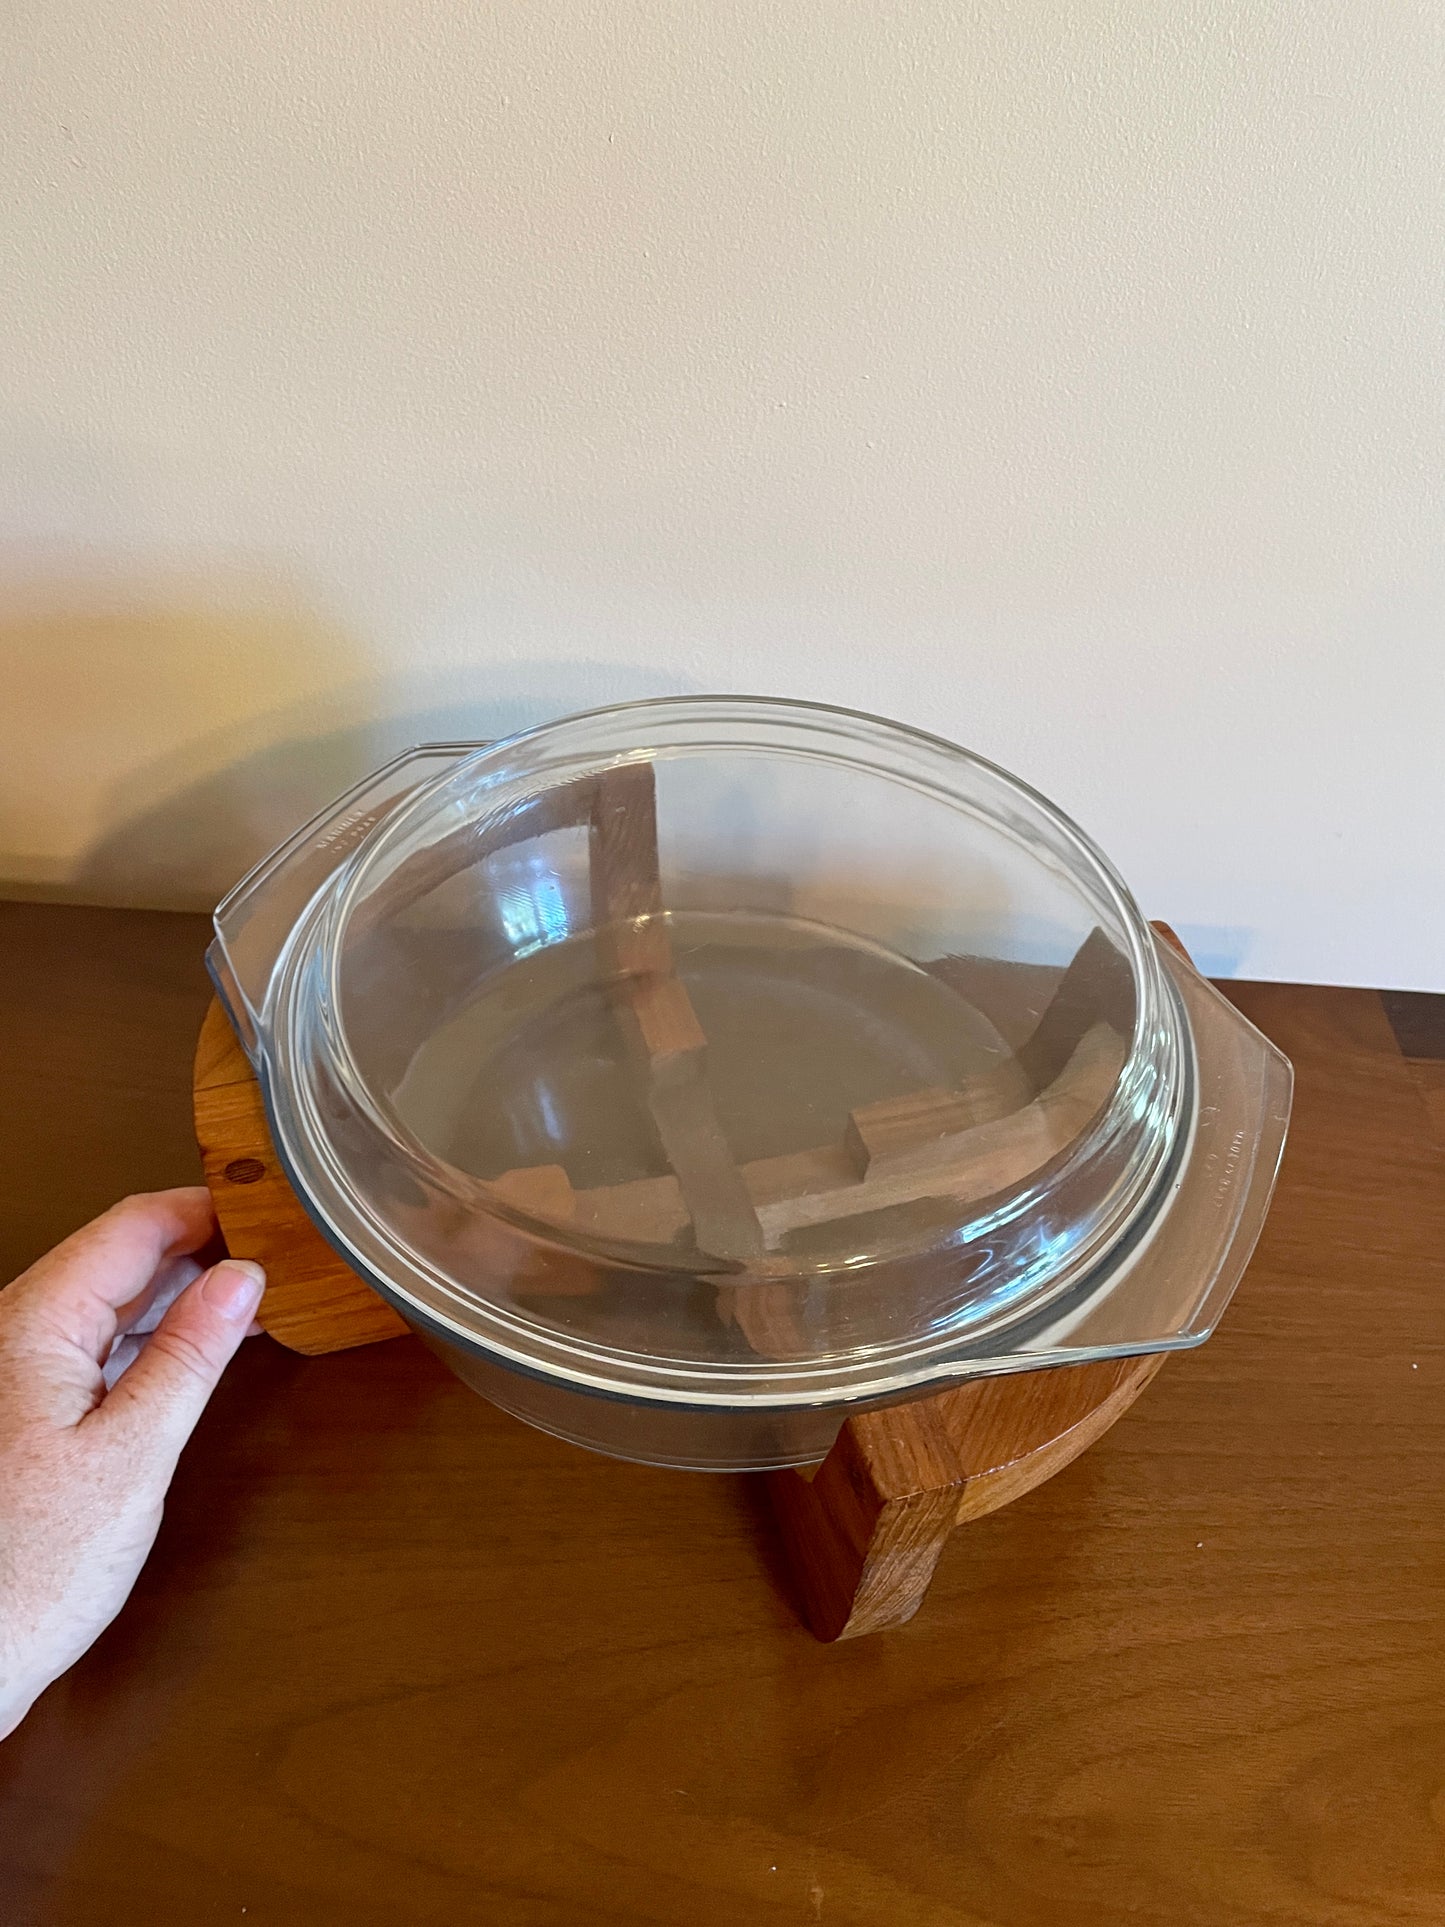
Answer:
207, 697, 1292, 1470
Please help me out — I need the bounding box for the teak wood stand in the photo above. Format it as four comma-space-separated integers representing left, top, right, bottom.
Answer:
194, 763, 1184, 1640
195, 984, 1182, 1641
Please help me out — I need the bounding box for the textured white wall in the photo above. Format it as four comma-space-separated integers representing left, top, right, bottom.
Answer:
3, 2, 1443, 984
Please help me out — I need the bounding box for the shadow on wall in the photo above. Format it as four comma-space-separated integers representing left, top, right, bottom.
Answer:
73, 665, 692, 910
0, 564, 693, 911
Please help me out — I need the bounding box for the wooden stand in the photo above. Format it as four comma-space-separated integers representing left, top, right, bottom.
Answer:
195, 766, 1184, 1640
196, 1007, 1172, 1641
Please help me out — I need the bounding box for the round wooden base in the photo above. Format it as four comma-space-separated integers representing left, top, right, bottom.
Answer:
193, 995, 1164, 1639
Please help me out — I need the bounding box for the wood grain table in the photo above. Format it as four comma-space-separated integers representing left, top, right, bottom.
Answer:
2, 898, 1444, 1926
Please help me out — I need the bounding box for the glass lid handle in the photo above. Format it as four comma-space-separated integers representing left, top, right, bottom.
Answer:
206, 742, 478, 1064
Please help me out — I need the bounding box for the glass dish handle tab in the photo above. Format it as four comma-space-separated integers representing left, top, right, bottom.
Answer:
205, 742, 479, 1065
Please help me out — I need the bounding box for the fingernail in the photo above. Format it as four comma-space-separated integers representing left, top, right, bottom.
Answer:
202, 1259, 266, 1322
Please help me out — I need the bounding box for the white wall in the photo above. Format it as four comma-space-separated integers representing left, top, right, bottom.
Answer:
4, 1, 1443, 985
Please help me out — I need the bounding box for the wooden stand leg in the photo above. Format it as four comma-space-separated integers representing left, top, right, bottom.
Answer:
767, 1352, 1165, 1640
768, 1400, 969, 1642
194, 1000, 409, 1353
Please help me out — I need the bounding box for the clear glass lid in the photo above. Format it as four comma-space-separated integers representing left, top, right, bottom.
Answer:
212, 698, 1289, 1409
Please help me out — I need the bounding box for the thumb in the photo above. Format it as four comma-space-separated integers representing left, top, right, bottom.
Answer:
91, 1258, 265, 1467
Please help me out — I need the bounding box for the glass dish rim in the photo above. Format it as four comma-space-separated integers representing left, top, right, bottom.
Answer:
312, 693, 1177, 1288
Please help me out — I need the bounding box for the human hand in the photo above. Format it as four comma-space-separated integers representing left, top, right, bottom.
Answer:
0, 1188, 264, 1740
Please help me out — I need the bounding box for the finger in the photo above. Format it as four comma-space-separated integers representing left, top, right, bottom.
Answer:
102, 1287, 265, 1379
91, 1259, 265, 1467
4, 1190, 218, 1360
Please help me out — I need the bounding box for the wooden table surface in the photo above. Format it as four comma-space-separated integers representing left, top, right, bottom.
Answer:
3, 899, 1445, 1927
